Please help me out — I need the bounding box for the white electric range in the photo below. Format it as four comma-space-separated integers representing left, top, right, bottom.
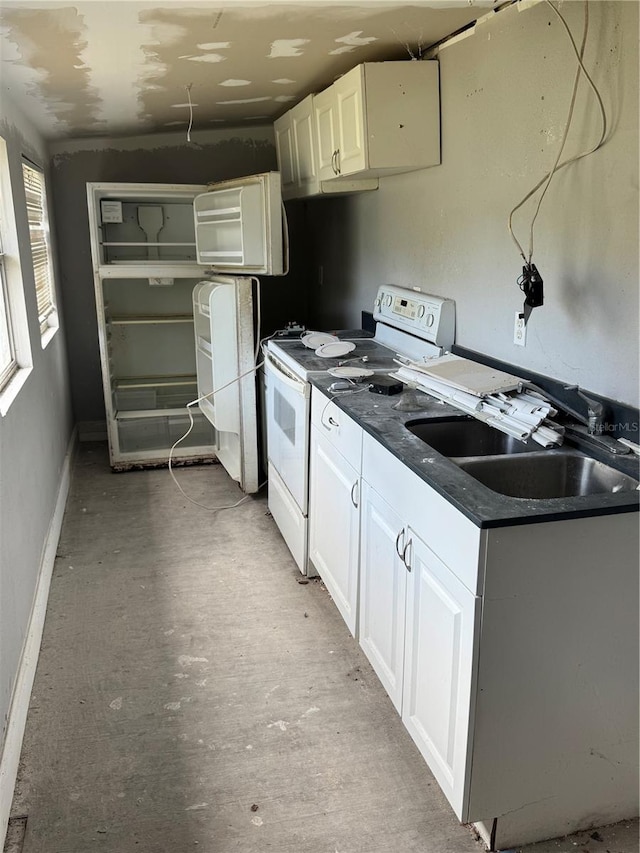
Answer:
264, 285, 455, 574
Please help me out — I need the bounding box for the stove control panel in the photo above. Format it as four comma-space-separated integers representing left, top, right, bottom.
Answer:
373, 285, 455, 350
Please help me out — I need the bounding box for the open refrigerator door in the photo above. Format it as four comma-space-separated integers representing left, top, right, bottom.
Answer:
193, 172, 284, 276
193, 277, 259, 494
190, 171, 285, 493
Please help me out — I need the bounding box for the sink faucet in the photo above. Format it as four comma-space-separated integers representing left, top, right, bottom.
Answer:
524, 382, 629, 455
564, 385, 604, 435
524, 382, 601, 431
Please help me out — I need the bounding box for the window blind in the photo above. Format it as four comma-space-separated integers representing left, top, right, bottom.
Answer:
22, 161, 55, 333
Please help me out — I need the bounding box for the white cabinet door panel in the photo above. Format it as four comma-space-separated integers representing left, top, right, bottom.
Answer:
335, 66, 366, 175
292, 101, 319, 193
402, 530, 479, 820
274, 115, 297, 198
359, 482, 407, 712
308, 425, 360, 636
314, 89, 339, 181
311, 387, 362, 471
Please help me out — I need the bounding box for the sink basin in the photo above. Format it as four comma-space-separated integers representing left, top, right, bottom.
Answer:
406, 416, 542, 456
457, 451, 640, 499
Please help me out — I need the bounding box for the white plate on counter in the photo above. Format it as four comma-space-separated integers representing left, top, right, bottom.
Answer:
327, 366, 374, 378
301, 332, 338, 349
315, 341, 356, 358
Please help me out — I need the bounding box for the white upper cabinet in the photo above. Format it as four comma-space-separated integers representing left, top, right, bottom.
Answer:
274, 95, 378, 200
315, 66, 368, 178
314, 61, 440, 181
194, 172, 284, 275
274, 117, 297, 198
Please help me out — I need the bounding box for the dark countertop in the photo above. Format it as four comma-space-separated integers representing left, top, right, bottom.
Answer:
309, 374, 640, 530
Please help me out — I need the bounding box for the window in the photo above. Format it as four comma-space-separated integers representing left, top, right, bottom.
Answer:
22, 160, 57, 340
0, 223, 17, 388
0, 136, 31, 413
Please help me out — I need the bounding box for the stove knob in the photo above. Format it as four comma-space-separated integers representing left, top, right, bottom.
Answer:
417, 305, 425, 319
374, 297, 381, 308
384, 294, 392, 307
426, 313, 435, 327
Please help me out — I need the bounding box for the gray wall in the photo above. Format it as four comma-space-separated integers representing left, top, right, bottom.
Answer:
308, 0, 639, 407
48, 128, 309, 426
0, 96, 73, 740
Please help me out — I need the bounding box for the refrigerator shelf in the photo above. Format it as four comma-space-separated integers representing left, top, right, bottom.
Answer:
109, 315, 193, 325
100, 241, 196, 248
116, 410, 215, 454
115, 407, 189, 420
195, 206, 241, 220
113, 374, 198, 413
114, 374, 196, 388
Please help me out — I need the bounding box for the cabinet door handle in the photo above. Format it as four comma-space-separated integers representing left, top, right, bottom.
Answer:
402, 538, 413, 572
327, 416, 338, 427
350, 480, 359, 509
331, 150, 339, 175
335, 149, 341, 174
395, 529, 405, 559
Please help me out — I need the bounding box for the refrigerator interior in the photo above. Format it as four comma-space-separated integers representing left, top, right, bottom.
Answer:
96, 194, 200, 265
102, 276, 215, 457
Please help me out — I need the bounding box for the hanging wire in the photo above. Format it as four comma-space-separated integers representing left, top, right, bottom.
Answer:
168, 361, 266, 511
508, 0, 607, 263
185, 84, 194, 143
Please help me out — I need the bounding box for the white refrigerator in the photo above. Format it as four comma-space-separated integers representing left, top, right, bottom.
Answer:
87, 172, 284, 492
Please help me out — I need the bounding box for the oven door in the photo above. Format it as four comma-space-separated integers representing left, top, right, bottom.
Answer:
265, 352, 310, 513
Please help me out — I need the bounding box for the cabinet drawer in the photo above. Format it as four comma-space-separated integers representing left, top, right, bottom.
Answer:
362, 432, 482, 594
311, 387, 362, 472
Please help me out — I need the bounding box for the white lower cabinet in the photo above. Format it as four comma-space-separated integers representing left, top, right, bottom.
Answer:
358, 431, 483, 821
308, 424, 360, 635
401, 528, 479, 818
358, 482, 407, 712
308, 400, 480, 798
358, 476, 479, 819
306, 419, 638, 844
308, 389, 363, 634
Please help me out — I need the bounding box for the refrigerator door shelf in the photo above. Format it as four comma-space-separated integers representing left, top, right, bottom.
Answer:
194, 172, 284, 276
193, 277, 259, 494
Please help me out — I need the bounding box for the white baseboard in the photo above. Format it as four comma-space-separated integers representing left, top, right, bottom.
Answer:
0, 427, 78, 848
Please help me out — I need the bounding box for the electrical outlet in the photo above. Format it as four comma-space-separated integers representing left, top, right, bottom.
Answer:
514, 312, 527, 346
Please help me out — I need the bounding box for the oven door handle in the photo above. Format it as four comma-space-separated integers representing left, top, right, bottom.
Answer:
265, 353, 309, 396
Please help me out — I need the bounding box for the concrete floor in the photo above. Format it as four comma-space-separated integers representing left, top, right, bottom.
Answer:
5, 444, 639, 853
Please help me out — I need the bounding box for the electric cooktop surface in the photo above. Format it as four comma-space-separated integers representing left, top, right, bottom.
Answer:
267, 336, 400, 379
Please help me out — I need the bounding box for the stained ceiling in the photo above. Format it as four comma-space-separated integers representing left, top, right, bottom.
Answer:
0, 0, 499, 141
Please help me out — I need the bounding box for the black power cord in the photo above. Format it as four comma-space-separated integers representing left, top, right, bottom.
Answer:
518, 263, 544, 309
